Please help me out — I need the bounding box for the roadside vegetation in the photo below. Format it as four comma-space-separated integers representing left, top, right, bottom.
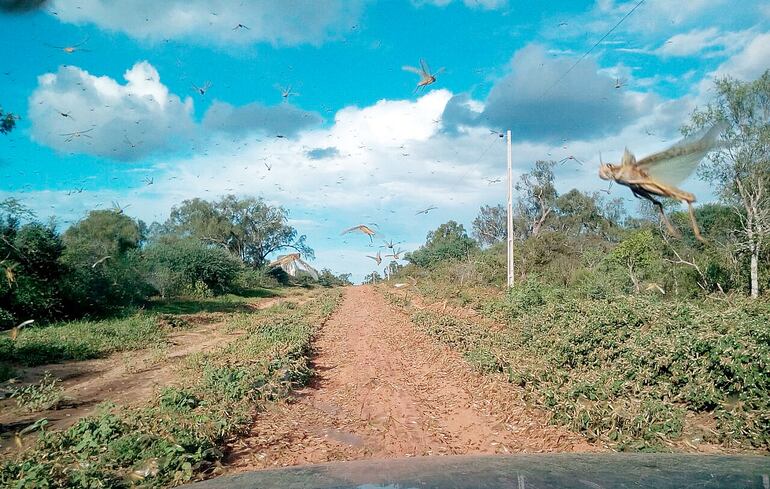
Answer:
383, 74, 770, 452
0, 290, 343, 487
0, 194, 349, 377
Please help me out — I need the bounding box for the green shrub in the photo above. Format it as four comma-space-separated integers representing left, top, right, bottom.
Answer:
408, 294, 770, 450
143, 240, 243, 298
11, 372, 65, 411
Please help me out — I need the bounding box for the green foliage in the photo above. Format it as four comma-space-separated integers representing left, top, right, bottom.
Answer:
317, 268, 352, 287
406, 220, 477, 268
0, 290, 344, 487
0, 107, 17, 135
409, 294, 770, 450
0, 221, 66, 321
61, 211, 150, 315
687, 70, 770, 297
10, 371, 65, 411
472, 204, 506, 246
143, 239, 243, 298
163, 195, 313, 268
0, 314, 169, 366
605, 229, 662, 292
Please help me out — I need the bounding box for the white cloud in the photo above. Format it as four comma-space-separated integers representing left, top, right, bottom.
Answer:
48, 0, 366, 46
657, 28, 721, 57
28, 61, 196, 161
28, 61, 327, 161
412, 0, 508, 9
17, 80, 703, 282
711, 31, 770, 81
656, 28, 756, 58
591, 0, 729, 35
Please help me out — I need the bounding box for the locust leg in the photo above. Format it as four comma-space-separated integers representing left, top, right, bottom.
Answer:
686, 200, 706, 243
633, 188, 681, 237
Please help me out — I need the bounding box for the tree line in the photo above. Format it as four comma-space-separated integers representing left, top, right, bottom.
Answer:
405, 73, 770, 298
0, 195, 347, 329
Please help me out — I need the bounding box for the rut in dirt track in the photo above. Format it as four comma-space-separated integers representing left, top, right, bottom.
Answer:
226, 285, 598, 471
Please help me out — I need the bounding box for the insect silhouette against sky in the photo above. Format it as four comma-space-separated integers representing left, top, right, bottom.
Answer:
191, 81, 212, 96
367, 250, 382, 265
559, 155, 584, 166
111, 201, 131, 215
599, 123, 724, 242
385, 248, 404, 260
60, 128, 93, 142
341, 224, 377, 242
45, 36, 90, 54
277, 85, 298, 102
416, 205, 437, 215
402, 59, 443, 92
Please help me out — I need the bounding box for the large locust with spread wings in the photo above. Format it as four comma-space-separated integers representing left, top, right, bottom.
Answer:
599, 124, 724, 241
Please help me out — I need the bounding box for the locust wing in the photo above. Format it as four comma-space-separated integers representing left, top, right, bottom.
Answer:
419, 58, 431, 75
635, 123, 725, 188
402, 65, 423, 75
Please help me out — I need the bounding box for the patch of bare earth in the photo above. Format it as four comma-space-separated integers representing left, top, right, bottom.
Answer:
226, 285, 599, 472
0, 315, 243, 455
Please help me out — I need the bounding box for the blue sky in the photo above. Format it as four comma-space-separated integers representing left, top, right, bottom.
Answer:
1, 0, 769, 281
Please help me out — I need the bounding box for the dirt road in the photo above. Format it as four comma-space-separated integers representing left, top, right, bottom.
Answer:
226, 286, 597, 471
0, 317, 241, 454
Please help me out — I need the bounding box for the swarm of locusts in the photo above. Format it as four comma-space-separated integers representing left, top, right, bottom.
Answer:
599, 123, 725, 242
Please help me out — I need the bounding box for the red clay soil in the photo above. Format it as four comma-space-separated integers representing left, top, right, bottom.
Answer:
226, 286, 600, 471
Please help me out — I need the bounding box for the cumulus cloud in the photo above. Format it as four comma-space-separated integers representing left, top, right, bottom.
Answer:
443, 44, 654, 142
28, 61, 328, 161
48, 0, 365, 46
28, 61, 195, 161
306, 147, 340, 160
202, 101, 322, 137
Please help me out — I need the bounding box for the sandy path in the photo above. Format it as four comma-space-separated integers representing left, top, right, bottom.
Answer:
226, 286, 597, 471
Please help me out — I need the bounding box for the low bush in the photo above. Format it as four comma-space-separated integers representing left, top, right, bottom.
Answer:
409, 293, 770, 450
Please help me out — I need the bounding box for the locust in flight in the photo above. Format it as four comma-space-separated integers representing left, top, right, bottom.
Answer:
599, 123, 724, 242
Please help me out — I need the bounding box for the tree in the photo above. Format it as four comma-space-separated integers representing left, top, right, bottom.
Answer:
0, 222, 66, 321
606, 229, 662, 293
61, 210, 148, 314
688, 71, 770, 298
165, 195, 312, 268
0, 107, 17, 135
516, 160, 557, 237
363, 271, 382, 284
63, 210, 143, 259
143, 240, 242, 298
472, 204, 506, 246
406, 221, 477, 268
555, 190, 604, 236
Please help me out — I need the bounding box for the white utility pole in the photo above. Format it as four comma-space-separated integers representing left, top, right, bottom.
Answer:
506, 129, 514, 288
